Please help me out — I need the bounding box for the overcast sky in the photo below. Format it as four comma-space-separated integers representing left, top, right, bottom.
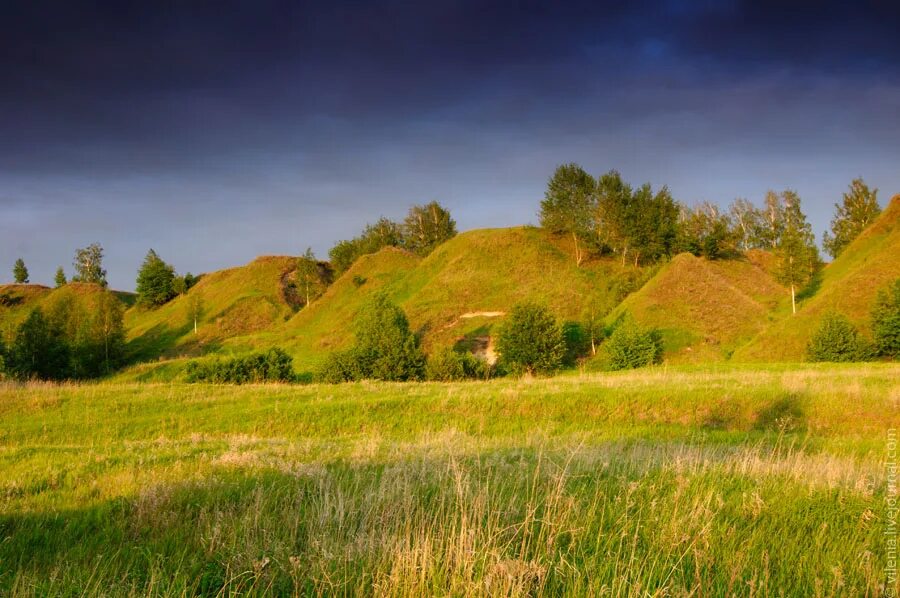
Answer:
2, 0, 899, 290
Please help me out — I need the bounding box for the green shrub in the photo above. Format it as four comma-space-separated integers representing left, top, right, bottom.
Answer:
185, 348, 296, 384
872, 278, 900, 359
603, 316, 663, 370
806, 312, 866, 362
316, 294, 425, 382
496, 302, 566, 376
426, 348, 490, 381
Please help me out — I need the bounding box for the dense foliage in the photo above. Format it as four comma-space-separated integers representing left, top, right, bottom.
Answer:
496, 302, 566, 375
1, 288, 125, 380
425, 347, 490, 381
603, 316, 663, 370
136, 249, 176, 307
806, 313, 867, 362
329, 202, 456, 274
185, 348, 296, 383
871, 278, 900, 359
318, 294, 426, 382
54, 266, 67, 287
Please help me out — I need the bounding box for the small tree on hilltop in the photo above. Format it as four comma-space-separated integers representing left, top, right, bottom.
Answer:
872, 279, 900, 359
54, 267, 67, 288
774, 191, 820, 315
496, 302, 566, 376
403, 202, 457, 256
72, 243, 107, 286
136, 249, 176, 307
807, 313, 865, 362
13, 259, 29, 284
540, 163, 596, 266
823, 178, 881, 259
603, 316, 663, 371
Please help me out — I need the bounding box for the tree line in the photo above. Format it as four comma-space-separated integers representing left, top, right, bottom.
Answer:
539, 164, 881, 313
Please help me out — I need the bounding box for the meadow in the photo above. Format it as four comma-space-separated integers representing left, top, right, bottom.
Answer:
1, 364, 898, 596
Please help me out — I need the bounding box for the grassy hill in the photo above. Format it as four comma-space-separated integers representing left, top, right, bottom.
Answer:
259, 227, 650, 373
607, 251, 786, 362
734, 194, 900, 362
124, 256, 300, 362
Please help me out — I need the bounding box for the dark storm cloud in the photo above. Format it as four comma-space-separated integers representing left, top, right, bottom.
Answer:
1, 1, 899, 288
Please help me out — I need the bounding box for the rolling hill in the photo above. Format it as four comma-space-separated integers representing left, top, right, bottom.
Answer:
245, 227, 651, 373
607, 251, 786, 362
734, 194, 900, 361
124, 255, 301, 362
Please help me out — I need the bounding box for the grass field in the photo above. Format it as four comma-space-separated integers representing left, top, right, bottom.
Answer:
1, 364, 898, 596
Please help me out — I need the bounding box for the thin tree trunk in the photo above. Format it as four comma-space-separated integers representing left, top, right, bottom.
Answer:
791, 284, 796, 315
572, 231, 582, 266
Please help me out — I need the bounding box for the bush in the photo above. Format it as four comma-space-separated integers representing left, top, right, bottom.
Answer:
806, 312, 867, 362
316, 294, 425, 382
185, 348, 296, 384
426, 348, 490, 381
872, 279, 900, 359
496, 302, 566, 376
603, 316, 663, 370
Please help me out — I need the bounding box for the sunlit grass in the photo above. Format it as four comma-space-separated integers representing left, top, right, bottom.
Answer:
1, 364, 898, 595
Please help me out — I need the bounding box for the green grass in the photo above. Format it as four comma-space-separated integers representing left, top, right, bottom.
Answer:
608, 251, 785, 363
1, 364, 898, 596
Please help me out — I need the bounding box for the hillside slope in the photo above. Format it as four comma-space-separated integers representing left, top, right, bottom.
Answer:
607, 252, 786, 362
125, 255, 300, 361
250, 227, 650, 372
734, 194, 900, 361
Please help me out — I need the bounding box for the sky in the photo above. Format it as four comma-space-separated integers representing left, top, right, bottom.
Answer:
2, 0, 899, 290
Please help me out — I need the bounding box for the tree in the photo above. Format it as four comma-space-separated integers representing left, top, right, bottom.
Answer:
328, 217, 404, 275
595, 170, 633, 262
603, 316, 664, 370
172, 272, 198, 296
678, 202, 734, 259
317, 293, 425, 382
54, 267, 67, 288
822, 178, 881, 259
403, 201, 457, 256
496, 302, 566, 376
13, 259, 29, 284
806, 313, 865, 362
774, 191, 820, 314
186, 294, 204, 334
93, 290, 125, 374
872, 279, 900, 359
728, 198, 763, 252
4, 308, 70, 380
540, 164, 596, 266
758, 191, 785, 249
295, 248, 328, 307
135, 249, 176, 307
72, 243, 107, 286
